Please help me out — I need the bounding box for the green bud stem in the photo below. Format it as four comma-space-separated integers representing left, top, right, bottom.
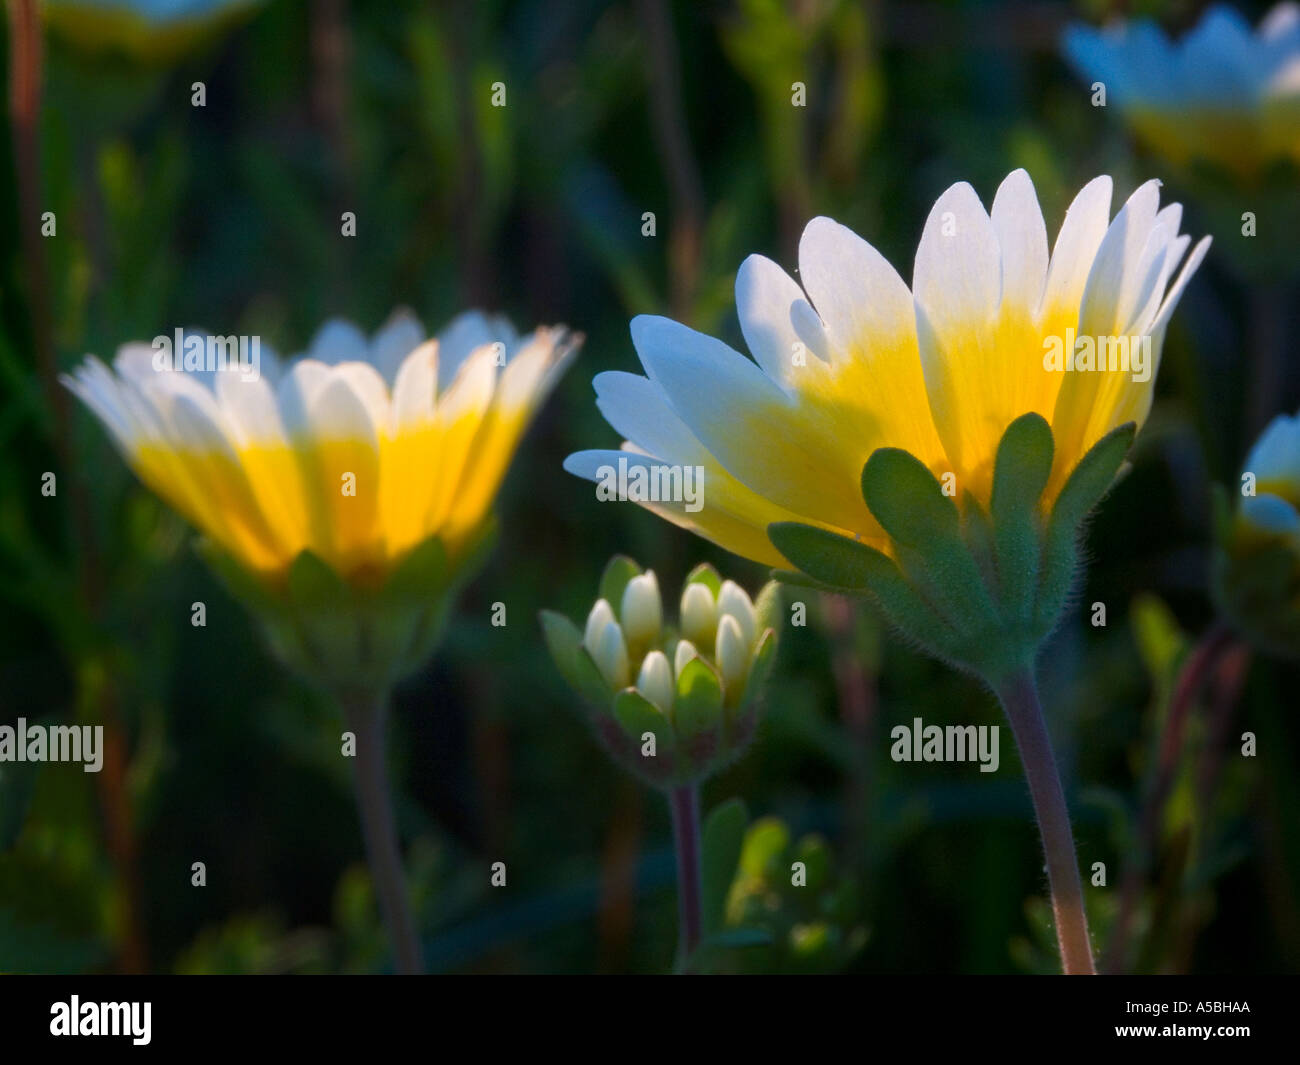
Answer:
993, 669, 1095, 975
340, 689, 424, 975
669, 783, 704, 967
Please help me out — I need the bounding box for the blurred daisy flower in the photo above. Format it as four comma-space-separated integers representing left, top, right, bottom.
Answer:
1064, 3, 1300, 182
44, 0, 262, 60
65, 308, 575, 974
567, 168, 1208, 974
1214, 409, 1300, 658
67, 310, 572, 572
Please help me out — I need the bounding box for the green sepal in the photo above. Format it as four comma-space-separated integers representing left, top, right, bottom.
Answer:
1036, 422, 1135, 632
599, 555, 642, 616
768, 523, 876, 590
752, 580, 783, 638
286, 548, 350, 608
383, 534, 448, 599
701, 798, 749, 935
674, 655, 724, 738
859, 447, 960, 547
194, 538, 278, 614
683, 562, 722, 597
741, 629, 777, 715
612, 688, 674, 752
769, 568, 854, 595
991, 412, 1054, 624
540, 609, 612, 708
861, 449, 1001, 637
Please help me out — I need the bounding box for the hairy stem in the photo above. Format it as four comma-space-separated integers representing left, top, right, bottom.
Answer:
994, 669, 1095, 975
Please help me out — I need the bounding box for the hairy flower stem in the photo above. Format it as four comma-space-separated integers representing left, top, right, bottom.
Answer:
341, 690, 424, 974
668, 784, 703, 967
994, 669, 1095, 975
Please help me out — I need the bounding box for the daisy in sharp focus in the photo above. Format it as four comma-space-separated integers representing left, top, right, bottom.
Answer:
565, 168, 1209, 570
565, 170, 1209, 976
1064, 3, 1300, 180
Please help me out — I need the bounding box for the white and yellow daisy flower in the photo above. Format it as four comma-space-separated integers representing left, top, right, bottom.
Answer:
1064, 3, 1300, 180
66, 309, 575, 582
566, 169, 1209, 571
1239, 409, 1300, 540
66, 310, 576, 691
1215, 409, 1300, 658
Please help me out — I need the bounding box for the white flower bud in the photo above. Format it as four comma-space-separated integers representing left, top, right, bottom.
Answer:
620, 571, 663, 646
589, 619, 630, 690
636, 650, 674, 715
715, 614, 750, 697
674, 638, 698, 677
679, 582, 718, 647
583, 598, 616, 652
717, 579, 757, 648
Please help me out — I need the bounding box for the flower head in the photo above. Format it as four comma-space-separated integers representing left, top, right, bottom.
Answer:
1064, 3, 1300, 181
66, 309, 577, 689
541, 558, 779, 788
1213, 409, 1300, 658
566, 170, 1207, 573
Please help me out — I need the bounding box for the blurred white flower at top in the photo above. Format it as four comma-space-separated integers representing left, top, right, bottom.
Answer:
1064, 3, 1300, 180
43, 0, 264, 60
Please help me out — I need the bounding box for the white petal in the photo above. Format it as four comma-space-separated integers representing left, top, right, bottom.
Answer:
369, 309, 426, 385
913, 182, 1001, 335
798, 216, 912, 362
1078, 179, 1163, 338
990, 168, 1049, 316
1040, 175, 1113, 320
305, 319, 369, 365
736, 253, 829, 388
390, 339, 439, 431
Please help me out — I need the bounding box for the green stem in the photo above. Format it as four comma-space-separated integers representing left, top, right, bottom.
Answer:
341, 690, 424, 975
668, 784, 703, 967
993, 668, 1095, 975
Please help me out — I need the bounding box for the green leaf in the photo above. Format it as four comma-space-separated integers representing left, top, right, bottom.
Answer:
701, 798, 749, 934
740, 816, 790, 878
599, 555, 642, 616
539, 610, 612, 707
683, 562, 722, 597
991, 413, 1054, 621
674, 656, 724, 737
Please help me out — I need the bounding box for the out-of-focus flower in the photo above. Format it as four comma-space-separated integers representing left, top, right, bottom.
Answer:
44, 0, 263, 61
65, 310, 577, 689
1064, 4, 1300, 182
1213, 409, 1300, 658
541, 558, 779, 787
